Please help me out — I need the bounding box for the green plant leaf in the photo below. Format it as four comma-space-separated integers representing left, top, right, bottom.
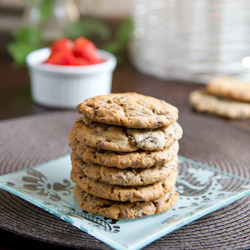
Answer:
7, 26, 42, 66
7, 41, 39, 66
26, 0, 36, 4
102, 19, 133, 54
102, 41, 121, 54
13, 26, 41, 45
39, 0, 54, 22
115, 18, 133, 47
64, 19, 111, 40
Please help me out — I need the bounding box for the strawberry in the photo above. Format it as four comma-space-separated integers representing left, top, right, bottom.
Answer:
44, 50, 75, 65
50, 38, 74, 52
73, 37, 98, 61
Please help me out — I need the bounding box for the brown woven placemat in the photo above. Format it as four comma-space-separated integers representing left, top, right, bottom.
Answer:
0, 110, 249, 249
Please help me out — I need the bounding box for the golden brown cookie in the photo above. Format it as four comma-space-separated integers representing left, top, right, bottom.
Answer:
189, 90, 250, 119
69, 117, 182, 152
69, 140, 179, 169
71, 170, 178, 202
77, 92, 178, 129
71, 152, 178, 186
74, 185, 179, 220
207, 76, 250, 102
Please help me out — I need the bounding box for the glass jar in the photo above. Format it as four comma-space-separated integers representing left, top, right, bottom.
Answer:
22, 0, 80, 42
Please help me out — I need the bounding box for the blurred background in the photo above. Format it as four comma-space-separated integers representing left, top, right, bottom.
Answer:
1, 0, 250, 119
0, 0, 132, 119
2, 0, 250, 81
0, 0, 131, 60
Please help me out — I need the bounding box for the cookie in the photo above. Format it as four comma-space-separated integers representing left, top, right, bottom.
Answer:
189, 90, 250, 119
69, 140, 179, 169
77, 92, 178, 129
71, 170, 177, 202
74, 185, 179, 220
71, 152, 178, 186
207, 76, 250, 102
70, 117, 183, 152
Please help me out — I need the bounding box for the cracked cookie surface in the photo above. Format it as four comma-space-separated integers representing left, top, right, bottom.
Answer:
69, 140, 179, 169
71, 169, 178, 202
74, 185, 179, 219
189, 90, 250, 119
71, 152, 178, 186
70, 117, 182, 152
77, 92, 178, 129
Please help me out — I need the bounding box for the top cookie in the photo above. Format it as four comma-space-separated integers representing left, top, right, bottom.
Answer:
77, 92, 178, 129
206, 76, 250, 102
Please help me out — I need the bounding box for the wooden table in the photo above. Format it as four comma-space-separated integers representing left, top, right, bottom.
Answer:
0, 55, 249, 250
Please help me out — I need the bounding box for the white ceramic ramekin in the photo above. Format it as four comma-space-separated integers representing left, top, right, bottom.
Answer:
26, 48, 117, 108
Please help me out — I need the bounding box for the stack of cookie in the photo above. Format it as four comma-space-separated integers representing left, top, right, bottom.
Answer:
69, 92, 183, 220
189, 76, 250, 119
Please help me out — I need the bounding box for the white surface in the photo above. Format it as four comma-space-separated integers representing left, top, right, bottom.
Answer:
26, 48, 117, 108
